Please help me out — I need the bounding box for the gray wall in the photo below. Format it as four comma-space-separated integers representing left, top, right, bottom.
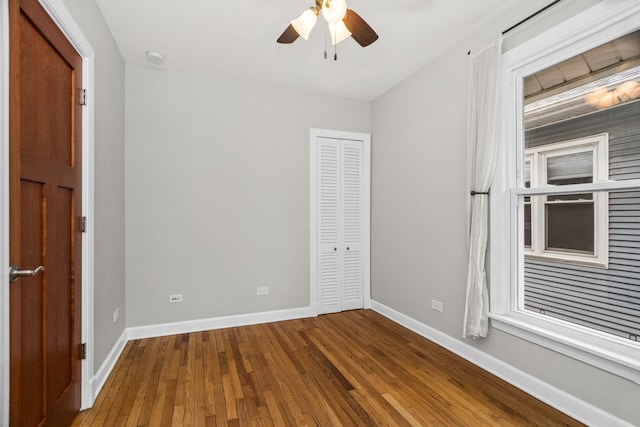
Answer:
370, 1, 639, 425
124, 65, 371, 327
61, 0, 126, 371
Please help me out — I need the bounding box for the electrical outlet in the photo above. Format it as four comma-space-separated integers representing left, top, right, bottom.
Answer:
431, 299, 443, 313
256, 286, 269, 296
113, 307, 119, 323
169, 294, 183, 303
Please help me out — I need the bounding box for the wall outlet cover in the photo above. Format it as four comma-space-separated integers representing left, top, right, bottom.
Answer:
169, 294, 183, 303
431, 299, 443, 312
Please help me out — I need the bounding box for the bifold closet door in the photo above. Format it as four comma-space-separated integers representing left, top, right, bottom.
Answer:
317, 137, 364, 314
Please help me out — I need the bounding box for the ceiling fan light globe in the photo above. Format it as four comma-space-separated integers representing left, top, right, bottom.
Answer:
322, 0, 347, 24
291, 9, 318, 40
330, 21, 351, 45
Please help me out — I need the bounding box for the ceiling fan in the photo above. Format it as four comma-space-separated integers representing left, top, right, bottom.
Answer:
277, 0, 378, 49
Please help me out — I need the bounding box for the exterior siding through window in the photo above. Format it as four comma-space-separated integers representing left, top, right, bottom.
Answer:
524, 100, 640, 340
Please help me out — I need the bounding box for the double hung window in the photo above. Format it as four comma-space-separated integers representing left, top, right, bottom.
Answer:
491, 0, 640, 383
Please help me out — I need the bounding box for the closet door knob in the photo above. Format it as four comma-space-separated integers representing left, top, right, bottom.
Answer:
334, 248, 337, 251
346, 247, 350, 250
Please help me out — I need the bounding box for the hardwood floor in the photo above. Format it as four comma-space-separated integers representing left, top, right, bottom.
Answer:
73, 310, 582, 426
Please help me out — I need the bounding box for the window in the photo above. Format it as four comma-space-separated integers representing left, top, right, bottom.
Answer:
523, 135, 608, 267
491, 0, 640, 384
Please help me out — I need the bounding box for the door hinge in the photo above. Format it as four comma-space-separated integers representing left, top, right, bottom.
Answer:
82, 216, 87, 233
80, 343, 87, 360
79, 88, 87, 106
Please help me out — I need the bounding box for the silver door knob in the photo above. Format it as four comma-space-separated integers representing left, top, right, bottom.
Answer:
9, 264, 45, 282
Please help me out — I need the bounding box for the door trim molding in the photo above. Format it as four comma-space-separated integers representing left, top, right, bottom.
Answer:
0, 0, 95, 421
309, 128, 371, 315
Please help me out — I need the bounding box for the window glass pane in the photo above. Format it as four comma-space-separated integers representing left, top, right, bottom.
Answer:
524, 190, 640, 341
545, 201, 594, 253
523, 30, 640, 133
523, 29, 640, 189
547, 151, 592, 185
519, 30, 640, 344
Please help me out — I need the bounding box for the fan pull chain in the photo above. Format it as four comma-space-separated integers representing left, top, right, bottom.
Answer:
333, 24, 337, 61
324, 23, 327, 59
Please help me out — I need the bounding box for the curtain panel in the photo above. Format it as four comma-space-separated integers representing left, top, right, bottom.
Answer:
463, 36, 503, 339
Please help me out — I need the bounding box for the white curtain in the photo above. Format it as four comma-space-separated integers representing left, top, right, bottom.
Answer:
463, 35, 503, 339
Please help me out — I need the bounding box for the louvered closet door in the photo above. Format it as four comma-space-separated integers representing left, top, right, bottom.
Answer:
317, 137, 364, 314
340, 140, 364, 310
318, 138, 341, 313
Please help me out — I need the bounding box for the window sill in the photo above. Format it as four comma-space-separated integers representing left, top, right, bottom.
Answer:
489, 311, 640, 384
524, 252, 608, 269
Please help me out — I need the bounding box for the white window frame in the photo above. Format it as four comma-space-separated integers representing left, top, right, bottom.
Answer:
491, 0, 640, 385
524, 134, 609, 268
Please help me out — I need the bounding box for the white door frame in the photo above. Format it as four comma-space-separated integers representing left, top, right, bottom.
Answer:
309, 128, 371, 314
0, 0, 95, 422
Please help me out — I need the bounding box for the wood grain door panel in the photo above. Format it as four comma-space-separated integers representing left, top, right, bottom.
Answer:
16, 180, 46, 427
9, 0, 83, 425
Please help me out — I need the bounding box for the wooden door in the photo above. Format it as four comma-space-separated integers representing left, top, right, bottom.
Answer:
9, 0, 83, 425
316, 136, 364, 314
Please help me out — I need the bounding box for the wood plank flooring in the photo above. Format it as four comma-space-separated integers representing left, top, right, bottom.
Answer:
73, 310, 582, 426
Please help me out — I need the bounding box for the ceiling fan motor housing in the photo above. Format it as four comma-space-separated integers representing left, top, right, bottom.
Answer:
322, 0, 348, 23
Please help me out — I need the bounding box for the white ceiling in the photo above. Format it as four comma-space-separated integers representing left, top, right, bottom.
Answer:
95, 0, 552, 101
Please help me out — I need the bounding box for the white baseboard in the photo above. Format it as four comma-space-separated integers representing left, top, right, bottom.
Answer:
127, 306, 316, 340
370, 300, 633, 427
86, 328, 127, 408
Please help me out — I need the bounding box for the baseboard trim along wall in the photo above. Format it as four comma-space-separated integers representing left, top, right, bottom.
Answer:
89, 302, 630, 426
370, 300, 633, 427
126, 306, 316, 340
88, 328, 128, 408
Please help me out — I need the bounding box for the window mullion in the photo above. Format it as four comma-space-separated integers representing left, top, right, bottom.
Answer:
515, 179, 640, 196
